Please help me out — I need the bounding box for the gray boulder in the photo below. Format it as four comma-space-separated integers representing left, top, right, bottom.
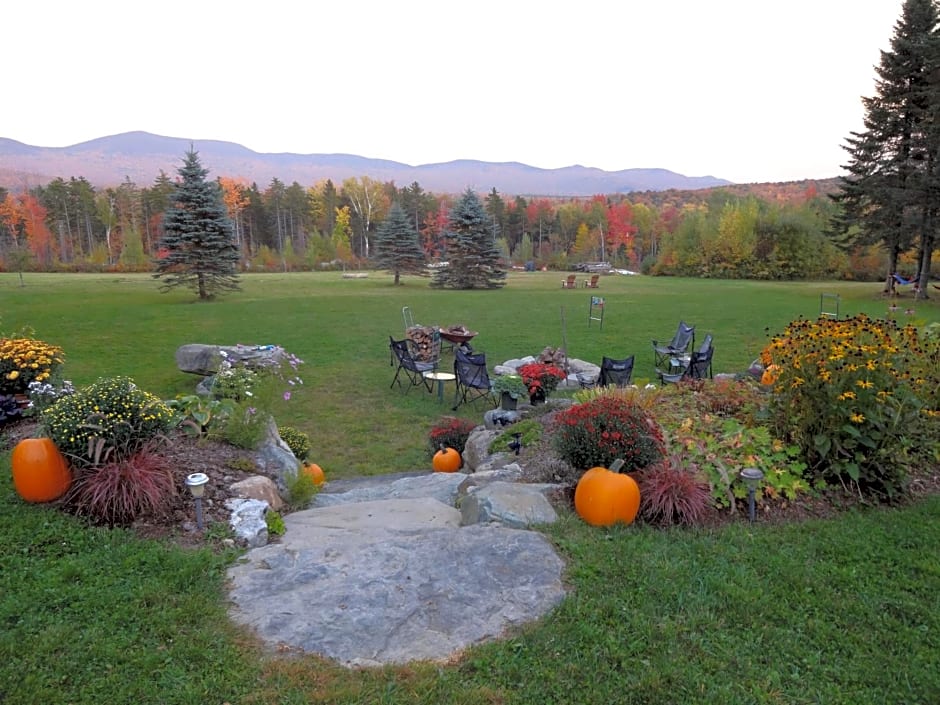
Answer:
175, 343, 289, 376
225, 498, 270, 548
226, 508, 566, 667
459, 481, 560, 528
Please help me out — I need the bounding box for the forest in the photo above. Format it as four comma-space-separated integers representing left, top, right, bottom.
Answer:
0, 169, 896, 282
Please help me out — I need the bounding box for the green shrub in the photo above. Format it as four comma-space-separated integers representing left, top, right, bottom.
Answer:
761, 315, 940, 500
286, 467, 319, 508
265, 510, 286, 536
41, 376, 173, 469
278, 425, 311, 460
427, 416, 478, 456
221, 402, 269, 450
211, 364, 259, 402
165, 394, 236, 436
552, 396, 665, 472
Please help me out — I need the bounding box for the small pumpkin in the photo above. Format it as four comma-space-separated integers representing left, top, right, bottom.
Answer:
302, 462, 326, 485
432, 446, 461, 473
11, 437, 73, 503
574, 459, 640, 527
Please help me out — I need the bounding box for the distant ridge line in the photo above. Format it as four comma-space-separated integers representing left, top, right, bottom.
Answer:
1, 130, 736, 196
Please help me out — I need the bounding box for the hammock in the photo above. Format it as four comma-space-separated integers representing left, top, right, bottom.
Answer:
892, 273, 917, 286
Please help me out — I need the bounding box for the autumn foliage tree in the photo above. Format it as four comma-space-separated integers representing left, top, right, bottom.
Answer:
154, 149, 240, 300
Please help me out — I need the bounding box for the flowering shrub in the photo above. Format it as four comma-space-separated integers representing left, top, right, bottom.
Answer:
518, 362, 567, 396
0, 337, 65, 395
761, 315, 940, 499
213, 347, 304, 408
26, 379, 76, 416
41, 376, 174, 470
552, 396, 665, 472
427, 416, 478, 456
279, 425, 311, 461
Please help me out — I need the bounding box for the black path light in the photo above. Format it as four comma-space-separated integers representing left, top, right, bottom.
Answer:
739, 467, 764, 523
185, 472, 209, 530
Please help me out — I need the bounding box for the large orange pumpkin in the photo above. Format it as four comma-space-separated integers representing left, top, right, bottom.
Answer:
302, 463, 325, 485
11, 437, 72, 503
432, 446, 461, 473
574, 459, 640, 527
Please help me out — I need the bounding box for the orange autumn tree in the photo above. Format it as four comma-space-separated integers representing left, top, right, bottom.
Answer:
606, 200, 638, 266
19, 194, 55, 267
219, 176, 250, 258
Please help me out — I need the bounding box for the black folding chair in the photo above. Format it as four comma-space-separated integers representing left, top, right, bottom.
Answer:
579, 354, 636, 389
652, 321, 695, 372
660, 335, 713, 384
599, 355, 635, 387
389, 336, 435, 393
452, 348, 494, 411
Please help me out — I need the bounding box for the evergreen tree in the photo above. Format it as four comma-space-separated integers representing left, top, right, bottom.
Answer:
154, 149, 240, 300
374, 202, 427, 285
431, 189, 506, 289
834, 0, 940, 297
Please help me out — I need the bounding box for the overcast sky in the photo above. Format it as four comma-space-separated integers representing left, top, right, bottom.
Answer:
5, 0, 905, 184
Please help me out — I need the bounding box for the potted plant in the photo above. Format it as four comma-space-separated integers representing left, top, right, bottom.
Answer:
518, 362, 567, 404
491, 374, 528, 410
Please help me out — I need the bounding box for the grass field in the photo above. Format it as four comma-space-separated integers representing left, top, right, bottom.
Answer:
3, 271, 937, 477
1, 271, 939, 704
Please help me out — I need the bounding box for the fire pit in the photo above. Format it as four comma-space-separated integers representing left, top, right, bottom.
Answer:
439, 325, 478, 350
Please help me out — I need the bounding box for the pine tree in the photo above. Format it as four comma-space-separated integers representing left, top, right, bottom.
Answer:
374, 203, 427, 285
431, 189, 507, 289
834, 0, 940, 297
154, 149, 240, 300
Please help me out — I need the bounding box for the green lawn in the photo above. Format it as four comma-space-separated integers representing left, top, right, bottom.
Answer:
1, 271, 939, 704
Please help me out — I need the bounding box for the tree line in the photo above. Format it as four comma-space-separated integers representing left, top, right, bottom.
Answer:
0, 170, 888, 282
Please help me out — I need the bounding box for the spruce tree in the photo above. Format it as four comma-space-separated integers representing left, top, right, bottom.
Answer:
835, 0, 940, 297
154, 149, 240, 300
431, 189, 507, 289
374, 203, 427, 285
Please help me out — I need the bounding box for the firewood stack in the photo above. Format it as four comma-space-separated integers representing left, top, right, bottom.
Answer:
537, 346, 568, 370
406, 326, 441, 363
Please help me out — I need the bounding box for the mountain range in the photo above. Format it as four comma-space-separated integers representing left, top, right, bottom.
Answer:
0, 131, 733, 196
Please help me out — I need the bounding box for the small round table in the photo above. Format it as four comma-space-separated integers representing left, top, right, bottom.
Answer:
423, 371, 456, 402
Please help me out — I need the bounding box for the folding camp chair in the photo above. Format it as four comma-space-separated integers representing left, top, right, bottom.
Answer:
389, 336, 435, 393
598, 355, 635, 387
660, 335, 713, 384
652, 321, 695, 372
452, 348, 494, 411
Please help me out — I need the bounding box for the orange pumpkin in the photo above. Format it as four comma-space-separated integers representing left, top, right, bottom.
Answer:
574, 459, 640, 527
11, 437, 72, 503
302, 463, 325, 485
432, 446, 461, 473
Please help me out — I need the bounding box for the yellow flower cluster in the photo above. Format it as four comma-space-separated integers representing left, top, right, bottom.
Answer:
0, 337, 65, 395
759, 314, 935, 423
41, 376, 172, 469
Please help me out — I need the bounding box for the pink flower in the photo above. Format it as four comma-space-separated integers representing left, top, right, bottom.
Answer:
283, 391, 292, 401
